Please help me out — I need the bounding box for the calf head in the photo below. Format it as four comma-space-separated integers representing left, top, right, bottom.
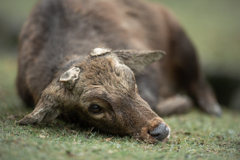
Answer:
17, 48, 170, 143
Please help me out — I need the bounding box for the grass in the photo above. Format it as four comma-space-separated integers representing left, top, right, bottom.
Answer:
1, 0, 240, 159
0, 56, 240, 160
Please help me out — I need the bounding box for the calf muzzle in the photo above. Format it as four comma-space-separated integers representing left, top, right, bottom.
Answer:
149, 123, 170, 141
139, 117, 170, 143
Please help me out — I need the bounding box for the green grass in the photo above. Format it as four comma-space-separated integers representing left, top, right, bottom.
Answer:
1, 0, 240, 159
0, 56, 240, 160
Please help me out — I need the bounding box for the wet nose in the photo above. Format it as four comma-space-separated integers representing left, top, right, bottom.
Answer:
149, 123, 170, 141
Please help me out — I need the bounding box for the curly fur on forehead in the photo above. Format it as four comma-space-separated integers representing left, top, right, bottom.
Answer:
80, 55, 136, 94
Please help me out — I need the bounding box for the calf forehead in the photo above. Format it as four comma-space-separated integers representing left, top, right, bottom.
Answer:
81, 55, 135, 92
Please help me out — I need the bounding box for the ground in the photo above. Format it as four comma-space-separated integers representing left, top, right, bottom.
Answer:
0, 55, 240, 160
0, 0, 240, 159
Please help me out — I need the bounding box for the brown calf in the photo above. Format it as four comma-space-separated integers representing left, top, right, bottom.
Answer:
16, 0, 221, 143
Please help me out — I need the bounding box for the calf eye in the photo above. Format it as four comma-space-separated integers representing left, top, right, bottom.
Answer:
88, 104, 102, 113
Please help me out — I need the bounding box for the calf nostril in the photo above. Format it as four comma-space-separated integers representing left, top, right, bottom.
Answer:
149, 123, 170, 141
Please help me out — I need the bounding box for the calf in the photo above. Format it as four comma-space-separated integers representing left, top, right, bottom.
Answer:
16, 0, 222, 143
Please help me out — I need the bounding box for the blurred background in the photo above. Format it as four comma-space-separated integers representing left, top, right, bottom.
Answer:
0, 0, 239, 110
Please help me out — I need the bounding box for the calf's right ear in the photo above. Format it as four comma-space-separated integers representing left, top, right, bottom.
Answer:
16, 98, 60, 125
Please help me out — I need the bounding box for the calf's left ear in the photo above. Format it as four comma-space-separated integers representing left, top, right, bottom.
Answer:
113, 50, 165, 74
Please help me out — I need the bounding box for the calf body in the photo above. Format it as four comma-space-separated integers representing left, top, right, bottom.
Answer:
16, 0, 221, 143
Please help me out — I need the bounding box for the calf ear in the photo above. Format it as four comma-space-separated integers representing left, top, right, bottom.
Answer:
113, 50, 165, 74
16, 99, 60, 125
60, 67, 81, 90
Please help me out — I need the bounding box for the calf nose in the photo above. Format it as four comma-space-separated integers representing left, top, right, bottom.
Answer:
149, 123, 170, 141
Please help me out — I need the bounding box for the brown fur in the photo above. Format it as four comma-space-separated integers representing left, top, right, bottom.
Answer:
16, 0, 221, 143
